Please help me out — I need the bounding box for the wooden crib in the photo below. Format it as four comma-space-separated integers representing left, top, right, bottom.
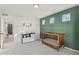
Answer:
41, 32, 65, 51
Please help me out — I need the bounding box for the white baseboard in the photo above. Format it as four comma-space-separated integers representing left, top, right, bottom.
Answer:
65, 47, 79, 53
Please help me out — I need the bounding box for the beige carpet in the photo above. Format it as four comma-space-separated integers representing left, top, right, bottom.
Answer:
0, 40, 79, 55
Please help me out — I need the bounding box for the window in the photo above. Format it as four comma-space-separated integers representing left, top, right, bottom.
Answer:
42, 19, 45, 25
62, 13, 71, 22
49, 17, 55, 24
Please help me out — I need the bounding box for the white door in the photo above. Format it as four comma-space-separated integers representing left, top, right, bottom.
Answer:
0, 17, 1, 47
0, 16, 5, 49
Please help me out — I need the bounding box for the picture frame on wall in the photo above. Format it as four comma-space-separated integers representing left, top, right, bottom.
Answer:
62, 13, 71, 22
49, 17, 55, 24
42, 19, 45, 25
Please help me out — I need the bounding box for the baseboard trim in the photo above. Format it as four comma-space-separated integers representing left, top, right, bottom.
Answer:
65, 47, 79, 53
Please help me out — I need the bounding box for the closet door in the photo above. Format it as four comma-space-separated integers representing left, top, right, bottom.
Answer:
0, 16, 5, 48
0, 17, 1, 48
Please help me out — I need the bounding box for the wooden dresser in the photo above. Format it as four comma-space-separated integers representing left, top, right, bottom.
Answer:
41, 32, 65, 51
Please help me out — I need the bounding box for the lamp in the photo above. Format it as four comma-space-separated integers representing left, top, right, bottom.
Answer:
33, 4, 39, 8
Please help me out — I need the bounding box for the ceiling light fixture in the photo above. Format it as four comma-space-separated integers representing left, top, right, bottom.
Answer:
33, 4, 39, 8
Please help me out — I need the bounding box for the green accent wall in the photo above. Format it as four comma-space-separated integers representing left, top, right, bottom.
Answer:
76, 6, 79, 51
40, 5, 79, 51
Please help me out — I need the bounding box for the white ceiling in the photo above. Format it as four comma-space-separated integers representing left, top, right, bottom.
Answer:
0, 4, 78, 18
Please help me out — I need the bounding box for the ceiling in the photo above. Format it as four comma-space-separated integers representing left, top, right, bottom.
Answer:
0, 4, 78, 19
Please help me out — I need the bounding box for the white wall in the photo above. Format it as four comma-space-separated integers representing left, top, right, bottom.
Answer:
6, 16, 40, 43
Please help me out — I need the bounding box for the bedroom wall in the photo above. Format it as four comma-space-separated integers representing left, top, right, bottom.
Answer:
6, 16, 40, 43
76, 6, 79, 51
40, 5, 79, 51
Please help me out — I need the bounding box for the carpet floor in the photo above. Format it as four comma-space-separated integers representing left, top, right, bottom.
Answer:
0, 40, 79, 55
